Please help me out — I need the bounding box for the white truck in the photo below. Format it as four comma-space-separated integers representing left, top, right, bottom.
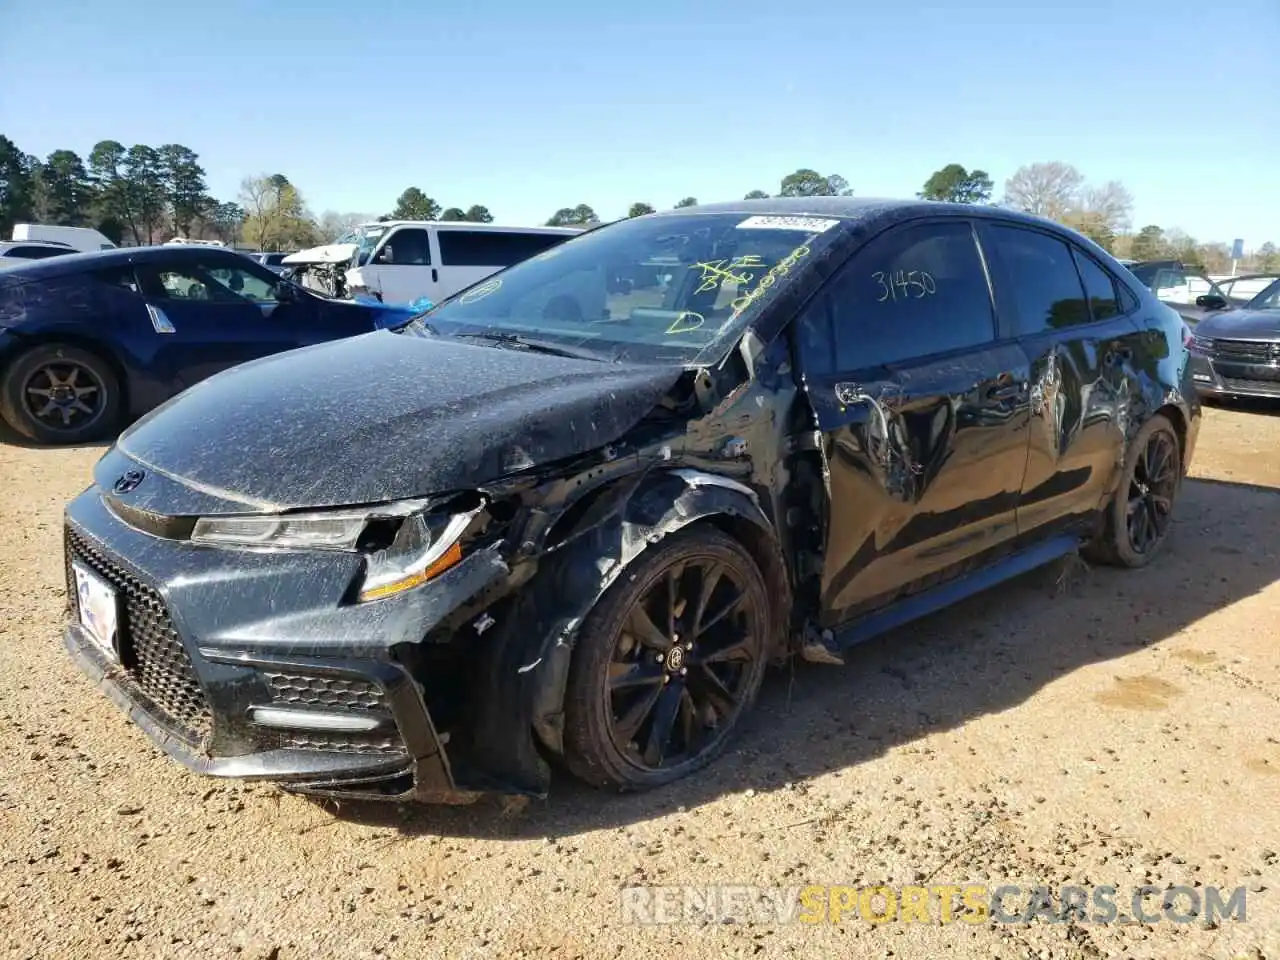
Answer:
11, 224, 117, 253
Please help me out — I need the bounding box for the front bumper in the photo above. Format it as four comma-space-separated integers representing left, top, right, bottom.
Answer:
1189, 345, 1280, 399
62, 486, 510, 802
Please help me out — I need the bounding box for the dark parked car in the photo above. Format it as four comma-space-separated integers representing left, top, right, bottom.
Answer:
1214, 273, 1280, 307
1125, 259, 1231, 324
61, 198, 1198, 803
0, 245, 419, 444
1188, 276, 1280, 399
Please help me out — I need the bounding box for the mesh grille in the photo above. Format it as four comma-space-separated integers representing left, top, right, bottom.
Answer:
1221, 377, 1280, 394
263, 672, 404, 755
1208, 339, 1280, 364
280, 732, 407, 756
264, 672, 388, 711
65, 525, 212, 745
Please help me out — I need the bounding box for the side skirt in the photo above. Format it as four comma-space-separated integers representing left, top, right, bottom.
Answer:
832, 534, 1082, 650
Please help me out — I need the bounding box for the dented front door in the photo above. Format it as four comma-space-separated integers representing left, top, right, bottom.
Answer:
791, 218, 1032, 627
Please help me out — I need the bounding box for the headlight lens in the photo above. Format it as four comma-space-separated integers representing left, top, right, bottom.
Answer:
190, 499, 483, 602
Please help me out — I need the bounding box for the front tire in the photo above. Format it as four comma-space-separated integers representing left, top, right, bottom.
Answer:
0, 343, 122, 445
1085, 414, 1182, 568
562, 526, 771, 792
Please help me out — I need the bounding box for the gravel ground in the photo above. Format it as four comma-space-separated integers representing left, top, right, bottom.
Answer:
2, 403, 1278, 960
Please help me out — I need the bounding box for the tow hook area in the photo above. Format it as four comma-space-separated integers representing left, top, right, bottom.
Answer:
799, 624, 845, 666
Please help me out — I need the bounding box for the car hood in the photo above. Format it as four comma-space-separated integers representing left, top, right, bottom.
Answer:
282, 242, 357, 266
109, 330, 685, 513
1195, 308, 1280, 340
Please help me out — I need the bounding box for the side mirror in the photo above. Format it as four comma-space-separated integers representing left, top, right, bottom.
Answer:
1195, 294, 1227, 310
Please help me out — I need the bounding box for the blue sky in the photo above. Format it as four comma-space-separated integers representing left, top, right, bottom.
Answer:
2, 0, 1277, 247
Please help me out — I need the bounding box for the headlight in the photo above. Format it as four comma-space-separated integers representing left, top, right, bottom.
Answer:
191, 499, 483, 602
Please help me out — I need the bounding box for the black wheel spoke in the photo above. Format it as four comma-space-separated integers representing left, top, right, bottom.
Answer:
700, 634, 755, 665
665, 564, 685, 636
615, 683, 664, 744
691, 664, 739, 719
627, 604, 671, 652
689, 562, 724, 638
694, 589, 745, 638
642, 684, 683, 766
609, 659, 665, 691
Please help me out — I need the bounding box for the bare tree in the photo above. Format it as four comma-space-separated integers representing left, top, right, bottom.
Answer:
1080, 180, 1134, 234
1002, 162, 1084, 219
238, 175, 284, 250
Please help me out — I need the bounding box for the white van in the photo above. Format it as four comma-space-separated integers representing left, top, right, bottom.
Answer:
11, 223, 117, 253
282, 221, 583, 304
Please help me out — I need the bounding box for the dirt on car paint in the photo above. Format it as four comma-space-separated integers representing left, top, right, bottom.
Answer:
1, 402, 1278, 960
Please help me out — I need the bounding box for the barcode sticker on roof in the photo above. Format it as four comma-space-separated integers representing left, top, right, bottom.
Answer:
736, 216, 840, 233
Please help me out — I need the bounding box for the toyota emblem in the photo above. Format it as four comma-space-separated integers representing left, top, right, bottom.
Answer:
113, 469, 146, 494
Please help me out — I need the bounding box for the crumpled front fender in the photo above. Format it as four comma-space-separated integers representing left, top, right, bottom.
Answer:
466, 467, 790, 797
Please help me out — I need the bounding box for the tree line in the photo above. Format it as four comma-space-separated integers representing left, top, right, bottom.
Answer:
2, 136, 1272, 270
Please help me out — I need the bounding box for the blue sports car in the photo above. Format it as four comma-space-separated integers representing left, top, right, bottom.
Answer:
0, 245, 420, 444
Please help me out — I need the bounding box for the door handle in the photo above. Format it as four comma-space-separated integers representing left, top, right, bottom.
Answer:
431, 268, 438, 283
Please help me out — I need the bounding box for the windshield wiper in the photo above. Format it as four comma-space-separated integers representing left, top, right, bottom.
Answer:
451, 332, 608, 362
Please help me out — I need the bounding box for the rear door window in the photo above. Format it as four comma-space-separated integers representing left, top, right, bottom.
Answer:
796, 220, 996, 374
985, 225, 1092, 334
437, 230, 567, 267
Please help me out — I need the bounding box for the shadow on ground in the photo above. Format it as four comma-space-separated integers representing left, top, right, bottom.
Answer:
295, 477, 1280, 839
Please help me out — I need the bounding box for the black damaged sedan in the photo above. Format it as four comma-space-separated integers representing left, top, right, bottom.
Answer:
63, 198, 1199, 802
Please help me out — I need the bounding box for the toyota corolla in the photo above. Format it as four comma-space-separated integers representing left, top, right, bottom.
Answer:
62, 199, 1198, 803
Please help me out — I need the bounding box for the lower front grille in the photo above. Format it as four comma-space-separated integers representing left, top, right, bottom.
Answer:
1208, 339, 1280, 364
1220, 376, 1280, 395
280, 732, 407, 756
65, 526, 213, 745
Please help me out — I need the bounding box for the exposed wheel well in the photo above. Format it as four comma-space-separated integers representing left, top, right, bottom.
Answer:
699, 513, 794, 660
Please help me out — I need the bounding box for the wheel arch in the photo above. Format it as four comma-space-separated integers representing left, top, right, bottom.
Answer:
466, 466, 792, 797
2, 331, 132, 417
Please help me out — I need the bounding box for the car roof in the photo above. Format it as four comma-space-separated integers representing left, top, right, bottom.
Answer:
647, 196, 1068, 232
0, 244, 251, 283
0, 239, 73, 249
361, 220, 582, 234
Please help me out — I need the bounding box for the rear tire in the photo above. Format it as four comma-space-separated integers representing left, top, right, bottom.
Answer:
0, 343, 122, 445
1084, 414, 1182, 568
562, 526, 770, 792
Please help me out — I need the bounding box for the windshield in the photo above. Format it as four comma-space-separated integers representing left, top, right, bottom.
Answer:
406, 213, 844, 364
1247, 279, 1280, 311
334, 225, 388, 266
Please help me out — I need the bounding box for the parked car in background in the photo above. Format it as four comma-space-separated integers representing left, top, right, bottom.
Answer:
1126, 259, 1230, 323
11, 223, 117, 253
282, 221, 582, 304
249, 252, 293, 274
1189, 277, 1280, 399
59, 198, 1198, 803
0, 240, 76, 268
0, 245, 421, 444
1214, 273, 1280, 306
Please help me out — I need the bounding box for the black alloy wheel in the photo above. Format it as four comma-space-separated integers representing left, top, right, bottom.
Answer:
1126, 426, 1178, 555
0, 343, 122, 445
22, 360, 107, 433
563, 526, 770, 791
1084, 414, 1182, 568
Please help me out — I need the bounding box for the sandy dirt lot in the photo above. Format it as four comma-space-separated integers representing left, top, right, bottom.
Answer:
1, 403, 1277, 960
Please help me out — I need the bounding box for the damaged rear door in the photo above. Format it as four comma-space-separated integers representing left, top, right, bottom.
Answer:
793, 218, 1033, 627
